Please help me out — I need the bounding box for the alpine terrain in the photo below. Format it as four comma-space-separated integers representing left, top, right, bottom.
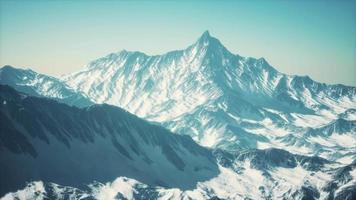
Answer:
0, 31, 355, 200
62, 31, 356, 163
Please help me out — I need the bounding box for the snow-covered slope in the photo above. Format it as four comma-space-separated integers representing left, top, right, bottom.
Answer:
1, 85, 355, 200
0, 85, 218, 197
3, 150, 355, 200
1, 32, 355, 199
62, 31, 356, 162
0, 65, 93, 107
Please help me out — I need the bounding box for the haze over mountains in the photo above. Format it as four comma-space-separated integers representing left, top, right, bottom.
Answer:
0, 31, 355, 200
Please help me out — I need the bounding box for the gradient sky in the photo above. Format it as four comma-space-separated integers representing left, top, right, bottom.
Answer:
0, 0, 355, 86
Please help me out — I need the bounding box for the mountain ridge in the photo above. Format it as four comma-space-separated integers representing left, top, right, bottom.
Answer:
0, 84, 218, 196
1, 85, 355, 199
59, 32, 355, 163
1, 31, 355, 163
0, 65, 93, 108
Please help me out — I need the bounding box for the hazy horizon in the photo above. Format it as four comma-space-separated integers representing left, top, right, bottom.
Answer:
0, 0, 355, 86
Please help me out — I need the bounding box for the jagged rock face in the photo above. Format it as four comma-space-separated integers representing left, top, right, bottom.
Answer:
0, 85, 218, 197
60, 31, 356, 162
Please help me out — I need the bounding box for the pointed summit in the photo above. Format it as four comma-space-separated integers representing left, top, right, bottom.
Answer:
200, 30, 211, 39
192, 31, 230, 56
197, 30, 214, 44
195, 31, 225, 48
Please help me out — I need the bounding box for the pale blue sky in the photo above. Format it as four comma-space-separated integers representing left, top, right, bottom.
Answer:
0, 0, 355, 86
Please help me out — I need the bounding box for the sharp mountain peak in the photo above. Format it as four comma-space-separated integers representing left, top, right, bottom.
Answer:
97, 31, 229, 61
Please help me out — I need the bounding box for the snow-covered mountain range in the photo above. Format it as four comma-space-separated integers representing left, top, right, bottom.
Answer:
0, 66, 92, 107
0, 85, 218, 196
3, 159, 356, 200
62, 31, 356, 163
1, 85, 355, 200
0, 31, 355, 200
